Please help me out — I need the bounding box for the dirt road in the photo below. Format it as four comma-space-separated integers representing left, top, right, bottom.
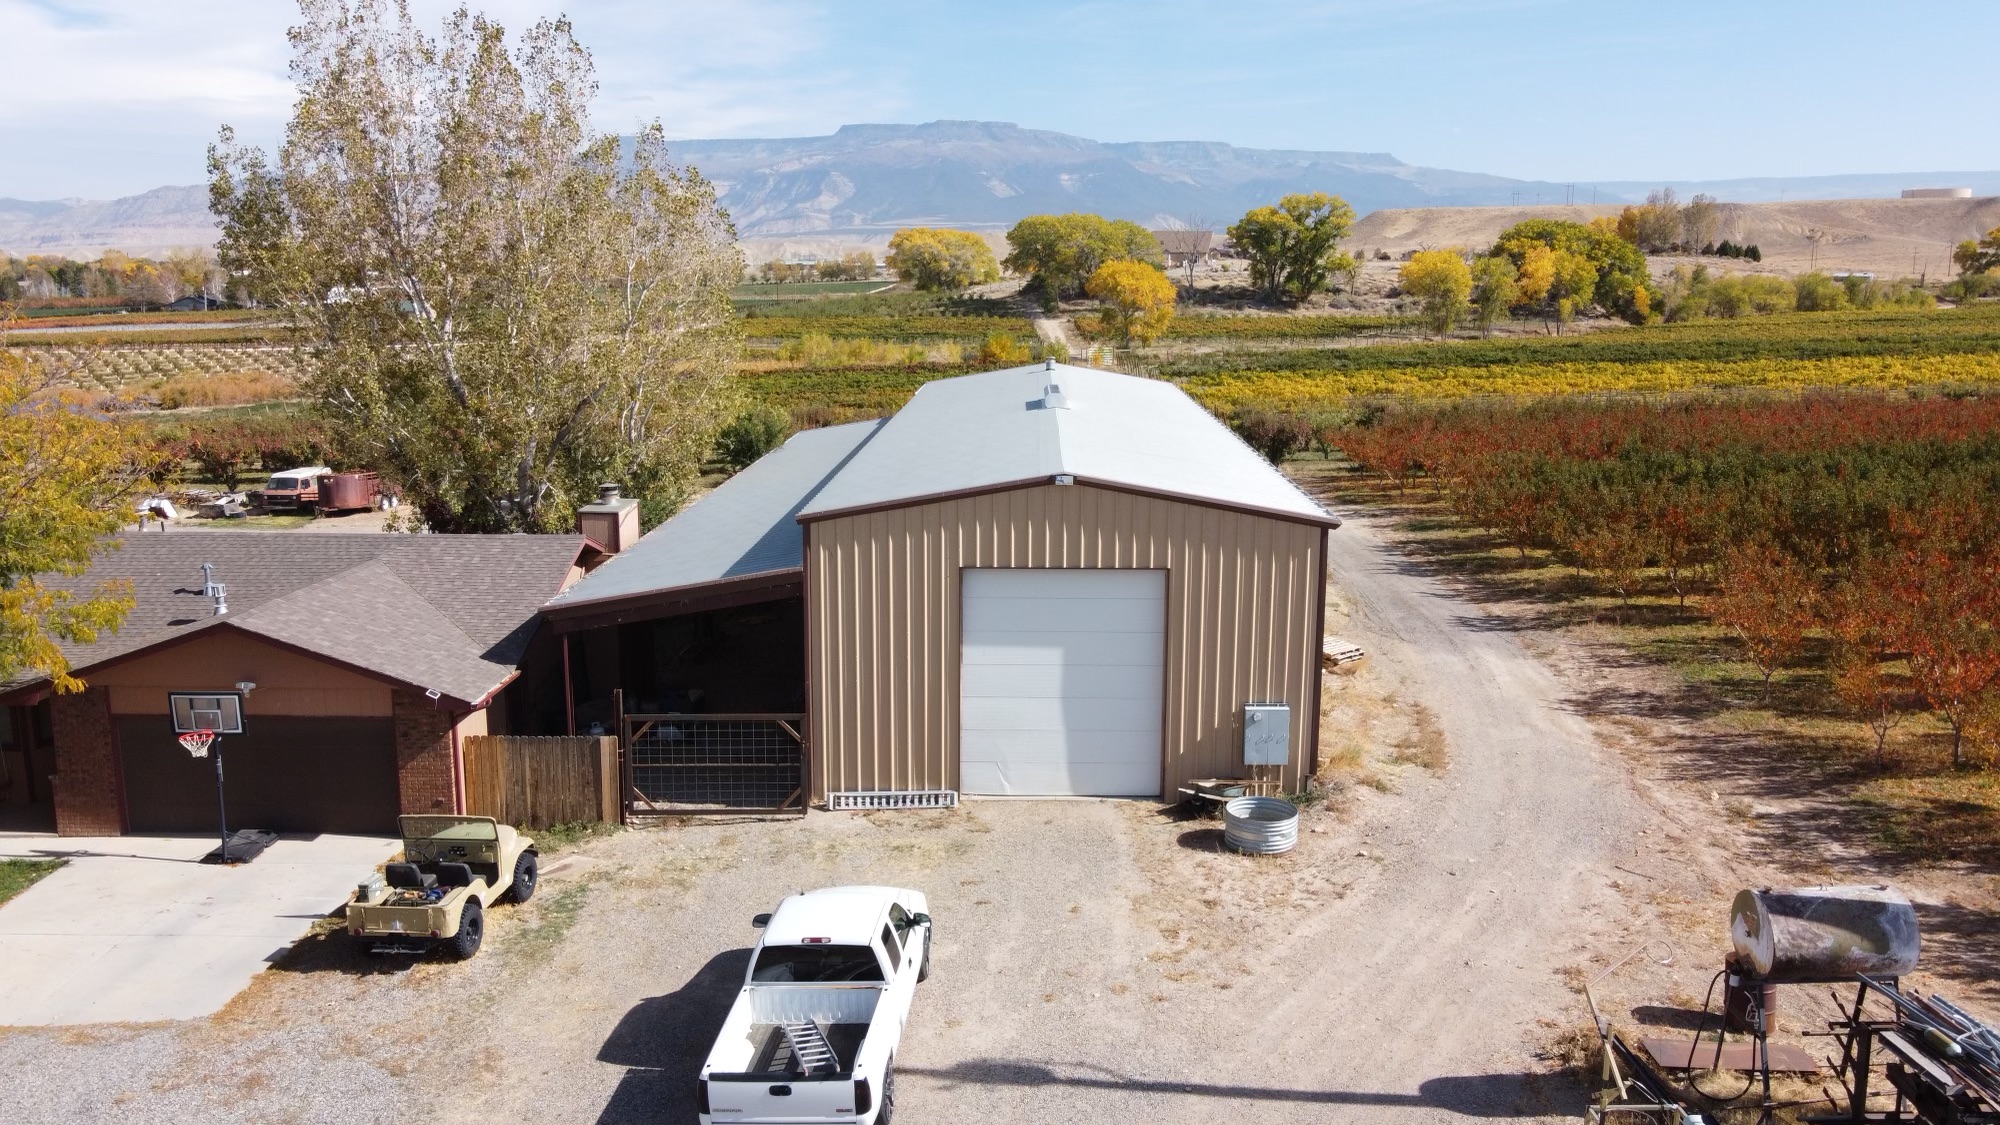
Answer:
1032, 315, 1085, 359
1222, 507, 1652, 1116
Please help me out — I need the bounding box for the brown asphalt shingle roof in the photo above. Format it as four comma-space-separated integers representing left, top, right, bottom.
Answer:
18, 532, 582, 705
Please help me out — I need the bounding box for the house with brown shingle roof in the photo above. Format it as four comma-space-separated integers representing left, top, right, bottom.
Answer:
0, 532, 588, 837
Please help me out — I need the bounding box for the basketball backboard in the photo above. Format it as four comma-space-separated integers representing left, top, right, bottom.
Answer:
168, 691, 245, 735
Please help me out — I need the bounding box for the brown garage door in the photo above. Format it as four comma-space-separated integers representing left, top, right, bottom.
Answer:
117, 716, 400, 835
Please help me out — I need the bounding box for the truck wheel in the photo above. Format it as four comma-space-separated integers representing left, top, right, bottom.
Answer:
509, 852, 538, 904
875, 1062, 896, 1125
447, 899, 484, 960
917, 929, 932, 982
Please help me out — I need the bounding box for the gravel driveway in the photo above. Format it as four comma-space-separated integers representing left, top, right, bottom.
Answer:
0, 508, 1661, 1124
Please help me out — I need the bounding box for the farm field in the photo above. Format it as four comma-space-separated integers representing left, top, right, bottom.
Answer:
1151, 303, 2000, 409
730, 279, 894, 299
17, 287, 2000, 436
1159, 312, 1413, 339
14, 343, 304, 393
5, 309, 270, 329
738, 314, 1035, 342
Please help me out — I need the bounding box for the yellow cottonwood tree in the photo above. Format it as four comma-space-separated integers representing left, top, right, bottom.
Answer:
886, 228, 1000, 291
1399, 250, 1472, 338
1085, 260, 1177, 346
0, 343, 140, 690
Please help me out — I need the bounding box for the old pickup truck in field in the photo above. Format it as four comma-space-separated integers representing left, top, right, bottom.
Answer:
346, 815, 537, 959
697, 886, 932, 1125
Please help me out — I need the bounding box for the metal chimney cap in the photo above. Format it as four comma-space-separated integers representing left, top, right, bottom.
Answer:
1044, 357, 1055, 370
597, 483, 622, 502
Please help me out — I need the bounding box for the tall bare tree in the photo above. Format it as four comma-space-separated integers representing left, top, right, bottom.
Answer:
209, 0, 741, 532
1681, 193, 1720, 252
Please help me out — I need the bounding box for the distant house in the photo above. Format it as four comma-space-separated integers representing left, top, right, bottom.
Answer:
1, 533, 595, 836
163, 295, 225, 312
1152, 230, 1218, 268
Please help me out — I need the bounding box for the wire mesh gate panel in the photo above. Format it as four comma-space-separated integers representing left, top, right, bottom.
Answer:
622, 714, 806, 814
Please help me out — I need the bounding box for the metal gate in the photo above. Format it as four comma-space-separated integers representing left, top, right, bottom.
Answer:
619, 697, 806, 816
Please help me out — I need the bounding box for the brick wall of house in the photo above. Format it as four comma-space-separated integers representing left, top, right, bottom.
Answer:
393, 690, 458, 815
51, 687, 122, 836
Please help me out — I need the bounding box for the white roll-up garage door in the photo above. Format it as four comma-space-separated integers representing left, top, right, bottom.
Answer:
959, 568, 1166, 796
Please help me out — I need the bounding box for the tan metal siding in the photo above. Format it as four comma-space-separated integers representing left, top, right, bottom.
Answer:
808, 483, 1324, 801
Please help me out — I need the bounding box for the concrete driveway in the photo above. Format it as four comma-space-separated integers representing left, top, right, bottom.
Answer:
0, 832, 395, 1025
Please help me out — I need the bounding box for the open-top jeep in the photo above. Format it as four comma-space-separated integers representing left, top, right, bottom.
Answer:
346, 815, 537, 959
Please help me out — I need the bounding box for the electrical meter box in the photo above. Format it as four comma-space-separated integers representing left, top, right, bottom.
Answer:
1242, 703, 1291, 766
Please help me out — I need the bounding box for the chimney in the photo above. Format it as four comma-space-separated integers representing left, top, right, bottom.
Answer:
577, 482, 641, 557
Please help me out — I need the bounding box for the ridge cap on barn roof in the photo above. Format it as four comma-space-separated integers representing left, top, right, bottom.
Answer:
795, 362, 1334, 525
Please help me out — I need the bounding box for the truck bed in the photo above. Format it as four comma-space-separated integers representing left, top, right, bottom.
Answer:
745, 1022, 869, 1077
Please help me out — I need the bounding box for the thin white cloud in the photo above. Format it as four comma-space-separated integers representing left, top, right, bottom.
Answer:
0, 0, 905, 195
565, 0, 906, 138
0, 0, 296, 123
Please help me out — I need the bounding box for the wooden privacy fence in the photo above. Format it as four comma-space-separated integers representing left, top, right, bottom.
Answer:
462, 735, 620, 828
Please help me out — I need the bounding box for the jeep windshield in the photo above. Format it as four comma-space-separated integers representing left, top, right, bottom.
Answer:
751, 944, 884, 983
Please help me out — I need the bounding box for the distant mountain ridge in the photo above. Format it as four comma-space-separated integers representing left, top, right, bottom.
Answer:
6, 120, 1999, 257
0, 185, 216, 259
668, 120, 1575, 237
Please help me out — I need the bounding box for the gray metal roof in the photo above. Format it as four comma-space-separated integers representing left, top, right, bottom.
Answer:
12, 532, 582, 705
799, 363, 1334, 524
546, 419, 884, 612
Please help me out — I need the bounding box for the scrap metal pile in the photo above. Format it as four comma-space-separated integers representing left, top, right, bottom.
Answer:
1817, 975, 2000, 1125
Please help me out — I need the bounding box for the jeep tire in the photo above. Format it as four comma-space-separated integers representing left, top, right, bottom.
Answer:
447, 899, 484, 960
509, 851, 538, 904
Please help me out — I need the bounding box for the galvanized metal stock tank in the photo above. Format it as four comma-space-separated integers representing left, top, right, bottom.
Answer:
1222, 796, 1299, 855
1729, 884, 1920, 983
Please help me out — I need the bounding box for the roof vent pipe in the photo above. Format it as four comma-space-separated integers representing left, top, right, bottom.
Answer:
1044, 357, 1055, 371
201, 562, 228, 616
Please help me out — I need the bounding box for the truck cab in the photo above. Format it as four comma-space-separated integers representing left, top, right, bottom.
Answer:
698, 886, 931, 1125
261, 466, 331, 511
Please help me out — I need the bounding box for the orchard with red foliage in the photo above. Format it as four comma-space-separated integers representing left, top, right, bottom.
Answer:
1334, 392, 2000, 766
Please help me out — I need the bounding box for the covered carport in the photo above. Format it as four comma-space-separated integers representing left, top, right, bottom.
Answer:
541, 422, 881, 812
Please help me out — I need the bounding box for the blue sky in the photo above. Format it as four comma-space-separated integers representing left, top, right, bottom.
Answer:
4, 0, 1997, 199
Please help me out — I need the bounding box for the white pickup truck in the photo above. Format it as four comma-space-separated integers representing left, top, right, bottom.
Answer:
697, 886, 932, 1125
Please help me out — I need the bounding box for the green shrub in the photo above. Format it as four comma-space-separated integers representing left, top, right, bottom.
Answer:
715, 406, 791, 470
1794, 272, 1850, 313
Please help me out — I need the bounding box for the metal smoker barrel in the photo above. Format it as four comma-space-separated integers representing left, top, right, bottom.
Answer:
1729, 884, 1919, 983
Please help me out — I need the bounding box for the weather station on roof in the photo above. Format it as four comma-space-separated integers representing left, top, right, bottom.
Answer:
168, 686, 276, 864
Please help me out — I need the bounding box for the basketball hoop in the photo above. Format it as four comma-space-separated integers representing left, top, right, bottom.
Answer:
178, 729, 216, 759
